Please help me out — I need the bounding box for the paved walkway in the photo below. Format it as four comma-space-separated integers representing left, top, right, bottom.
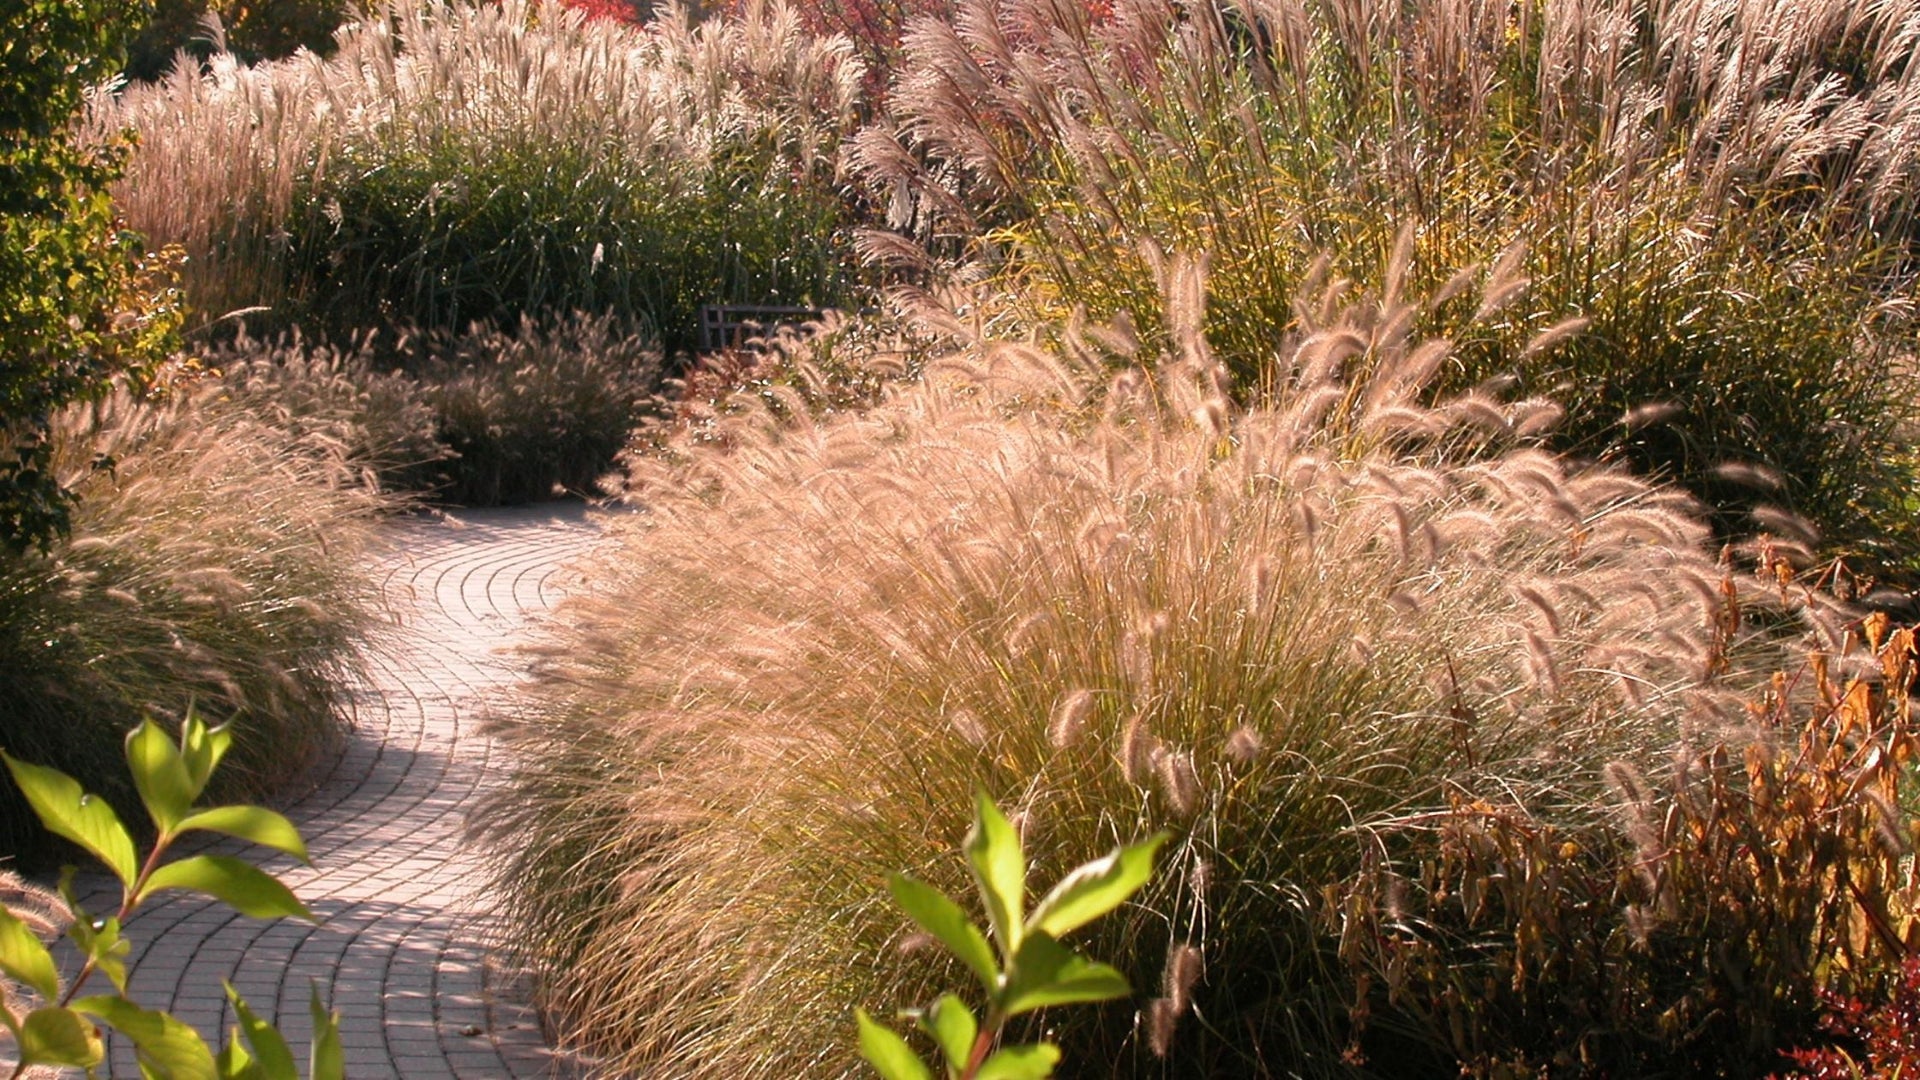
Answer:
77, 502, 604, 1077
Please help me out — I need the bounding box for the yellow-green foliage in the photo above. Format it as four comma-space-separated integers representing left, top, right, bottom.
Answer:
858, 0, 1920, 569
479, 257, 1807, 1076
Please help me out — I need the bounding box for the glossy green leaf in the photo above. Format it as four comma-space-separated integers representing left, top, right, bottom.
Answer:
856, 1008, 934, 1080
888, 873, 998, 992
178, 714, 232, 802
17, 1005, 105, 1068
74, 994, 219, 1080
140, 856, 313, 921
309, 982, 343, 1080
4, 751, 138, 886
176, 806, 309, 864
974, 1043, 1061, 1080
965, 793, 1025, 958
918, 994, 977, 1074
0, 904, 61, 1001
126, 718, 194, 832
1027, 832, 1168, 940
225, 983, 295, 1078
999, 932, 1131, 1018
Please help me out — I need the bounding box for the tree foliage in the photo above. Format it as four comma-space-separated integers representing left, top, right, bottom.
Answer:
0, 0, 179, 551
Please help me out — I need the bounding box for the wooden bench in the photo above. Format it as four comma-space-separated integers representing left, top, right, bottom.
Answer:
698, 304, 825, 352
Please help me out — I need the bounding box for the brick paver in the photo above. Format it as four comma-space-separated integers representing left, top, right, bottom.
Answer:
68, 501, 604, 1078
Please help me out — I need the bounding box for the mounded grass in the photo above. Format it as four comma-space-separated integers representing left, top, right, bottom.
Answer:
856, 0, 1920, 570
478, 258, 1815, 1075
209, 313, 664, 505
0, 383, 391, 867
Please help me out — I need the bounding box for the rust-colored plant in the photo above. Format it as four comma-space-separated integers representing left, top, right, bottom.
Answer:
1346, 614, 1920, 1075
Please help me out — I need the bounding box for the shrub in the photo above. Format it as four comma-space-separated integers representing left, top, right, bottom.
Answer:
855, 0, 1920, 570
1340, 614, 1920, 1076
0, 384, 390, 867
94, 0, 869, 357
478, 258, 1800, 1076
1, 711, 343, 1079
123, 0, 350, 82
2, 0, 180, 551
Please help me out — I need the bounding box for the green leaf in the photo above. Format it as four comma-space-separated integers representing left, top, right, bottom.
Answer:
0, 904, 61, 1000
178, 713, 232, 803
888, 874, 999, 992
974, 1043, 1061, 1080
215, 1028, 257, 1079
965, 792, 1026, 959
1027, 832, 1168, 940
61, 870, 129, 993
17, 1005, 105, 1068
309, 983, 344, 1080
917, 994, 977, 1075
175, 806, 310, 864
3, 750, 139, 886
139, 856, 313, 921
855, 1008, 934, 1080
225, 984, 296, 1078
74, 994, 219, 1080
126, 718, 194, 832
999, 931, 1131, 1018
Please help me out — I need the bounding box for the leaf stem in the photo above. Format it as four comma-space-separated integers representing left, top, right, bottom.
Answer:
56, 829, 174, 1008
958, 1008, 1002, 1080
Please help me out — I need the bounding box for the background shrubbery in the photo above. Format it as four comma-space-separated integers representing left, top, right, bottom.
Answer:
95, 0, 869, 356
2, 0, 179, 551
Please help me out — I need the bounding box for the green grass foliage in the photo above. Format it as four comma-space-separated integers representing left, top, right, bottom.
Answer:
95, 0, 869, 356
856, 0, 1920, 569
0, 383, 390, 867
477, 259, 1851, 1076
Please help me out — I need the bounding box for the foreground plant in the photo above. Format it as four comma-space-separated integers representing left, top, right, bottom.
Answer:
858, 794, 1165, 1080
0, 710, 340, 1079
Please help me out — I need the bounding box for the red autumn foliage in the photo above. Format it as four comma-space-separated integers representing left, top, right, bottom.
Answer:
1776, 956, 1920, 1079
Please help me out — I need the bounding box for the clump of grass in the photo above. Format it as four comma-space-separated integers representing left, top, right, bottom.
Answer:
411, 314, 665, 505
93, 0, 870, 356
210, 328, 449, 493
856, 0, 1920, 570
206, 314, 661, 505
0, 383, 390, 867
479, 255, 1800, 1075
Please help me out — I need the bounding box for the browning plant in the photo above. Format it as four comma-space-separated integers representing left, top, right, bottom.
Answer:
480, 250, 1801, 1075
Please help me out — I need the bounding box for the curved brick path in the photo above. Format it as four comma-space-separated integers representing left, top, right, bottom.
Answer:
80, 502, 603, 1077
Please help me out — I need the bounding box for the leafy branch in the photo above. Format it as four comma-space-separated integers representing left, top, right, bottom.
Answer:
0, 709, 341, 1079
858, 793, 1166, 1080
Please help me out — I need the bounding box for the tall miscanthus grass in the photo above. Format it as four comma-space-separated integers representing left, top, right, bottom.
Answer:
0, 383, 390, 866
853, 0, 1920, 569
91, 0, 868, 353
478, 251, 1797, 1075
